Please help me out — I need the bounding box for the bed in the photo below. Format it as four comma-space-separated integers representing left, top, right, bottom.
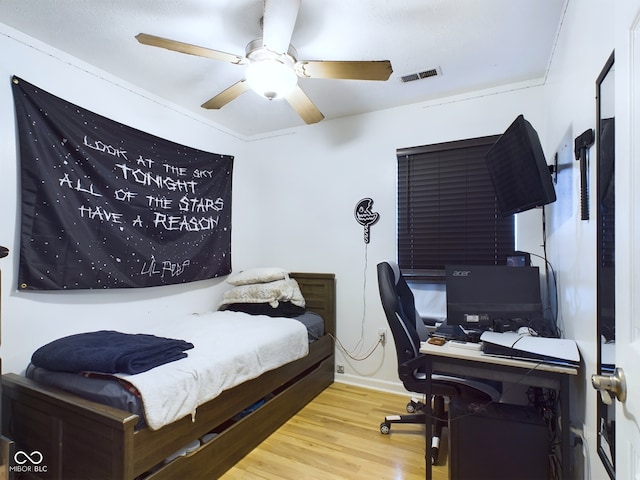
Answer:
2, 272, 336, 479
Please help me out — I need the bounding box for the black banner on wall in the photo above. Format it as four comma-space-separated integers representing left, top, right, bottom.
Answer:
13, 76, 233, 290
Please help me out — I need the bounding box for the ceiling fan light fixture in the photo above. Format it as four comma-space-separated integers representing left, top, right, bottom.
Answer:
135, 0, 390, 125
246, 59, 297, 100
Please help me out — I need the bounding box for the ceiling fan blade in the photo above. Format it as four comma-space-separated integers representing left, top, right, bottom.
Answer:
136, 33, 246, 65
285, 85, 324, 124
296, 60, 393, 81
262, 0, 301, 53
201, 80, 250, 109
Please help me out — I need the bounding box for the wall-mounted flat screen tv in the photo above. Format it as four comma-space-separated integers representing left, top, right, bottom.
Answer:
484, 114, 556, 216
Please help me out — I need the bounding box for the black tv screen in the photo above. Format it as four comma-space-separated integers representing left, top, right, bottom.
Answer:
484, 115, 556, 216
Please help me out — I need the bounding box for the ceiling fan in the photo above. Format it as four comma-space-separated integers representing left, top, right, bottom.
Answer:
135, 0, 393, 125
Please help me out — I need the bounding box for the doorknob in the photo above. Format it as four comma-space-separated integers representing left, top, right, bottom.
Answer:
591, 367, 627, 404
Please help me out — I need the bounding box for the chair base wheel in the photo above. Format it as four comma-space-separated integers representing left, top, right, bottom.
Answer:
407, 397, 424, 413
430, 438, 440, 465
380, 422, 391, 434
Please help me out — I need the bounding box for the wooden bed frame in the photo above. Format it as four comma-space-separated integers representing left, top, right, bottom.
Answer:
2, 272, 335, 479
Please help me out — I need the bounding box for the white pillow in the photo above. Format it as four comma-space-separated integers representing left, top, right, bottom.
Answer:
220, 279, 305, 308
227, 267, 289, 286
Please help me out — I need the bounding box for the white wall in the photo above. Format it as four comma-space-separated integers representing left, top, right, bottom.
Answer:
239, 84, 549, 391
0, 1, 619, 476
541, 1, 615, 478
0, 17, 558, 388
0, 26, 246, 373
236, 3, 617, 478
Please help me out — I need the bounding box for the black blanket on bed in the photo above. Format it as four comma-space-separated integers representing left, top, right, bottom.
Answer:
31, 330, 194, 375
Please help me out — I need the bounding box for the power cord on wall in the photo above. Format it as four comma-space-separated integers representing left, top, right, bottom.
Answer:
334, 242, 384, 362
531, 205, 562, 338
529, 250, 560, 337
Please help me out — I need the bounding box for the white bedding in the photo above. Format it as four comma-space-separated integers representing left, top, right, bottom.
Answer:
114, 310, 309, 430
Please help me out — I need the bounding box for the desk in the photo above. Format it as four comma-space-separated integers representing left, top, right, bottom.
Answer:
419, 341, 578, 480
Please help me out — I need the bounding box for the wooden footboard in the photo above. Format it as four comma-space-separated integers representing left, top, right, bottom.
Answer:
2, 272, 335, 480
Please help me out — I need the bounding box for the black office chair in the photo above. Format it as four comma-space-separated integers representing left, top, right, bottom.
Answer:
377, 261, 501, 464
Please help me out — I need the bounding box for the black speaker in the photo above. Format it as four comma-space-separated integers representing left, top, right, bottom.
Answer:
448, 397, 549, 480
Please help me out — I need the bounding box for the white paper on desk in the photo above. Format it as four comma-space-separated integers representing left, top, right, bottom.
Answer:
480, 331, 580, 365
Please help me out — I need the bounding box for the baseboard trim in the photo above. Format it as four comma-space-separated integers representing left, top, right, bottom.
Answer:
334, 374, 423, 398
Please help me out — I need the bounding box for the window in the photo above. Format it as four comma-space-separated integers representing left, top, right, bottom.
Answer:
397, 135, 514, 281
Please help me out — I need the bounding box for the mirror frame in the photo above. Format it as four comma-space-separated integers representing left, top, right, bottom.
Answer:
595, 50, 615, 479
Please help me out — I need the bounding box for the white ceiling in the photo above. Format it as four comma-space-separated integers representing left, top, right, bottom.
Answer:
0, 0, 568, 137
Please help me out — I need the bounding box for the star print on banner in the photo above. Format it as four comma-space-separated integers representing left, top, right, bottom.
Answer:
13, 76, 233, 290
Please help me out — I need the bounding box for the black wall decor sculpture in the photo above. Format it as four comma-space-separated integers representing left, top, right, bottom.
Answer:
575, 128, 595, 221
354, 198, 379, 244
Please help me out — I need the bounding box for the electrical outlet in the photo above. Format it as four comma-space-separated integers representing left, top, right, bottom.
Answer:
378, 328, 387, 345
336, 365, 345, 374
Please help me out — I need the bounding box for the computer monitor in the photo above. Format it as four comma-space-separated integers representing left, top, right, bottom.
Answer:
445, 265, 543, 332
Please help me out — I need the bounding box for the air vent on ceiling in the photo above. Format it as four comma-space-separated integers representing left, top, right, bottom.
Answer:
400, 67, 441, 83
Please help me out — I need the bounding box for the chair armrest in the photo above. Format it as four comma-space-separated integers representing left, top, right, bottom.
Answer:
398, 355, 501, 401
398, 354, 426, 375
432, 375, 502, 402
398, 355, 445, 394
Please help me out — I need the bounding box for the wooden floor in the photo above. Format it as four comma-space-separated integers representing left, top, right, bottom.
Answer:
221, 382, 449, 480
